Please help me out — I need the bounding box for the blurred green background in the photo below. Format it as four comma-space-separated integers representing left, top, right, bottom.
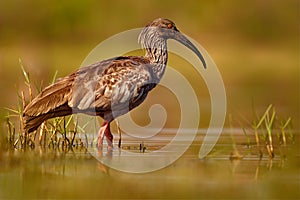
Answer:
0, 0, 299, 128
0, 1, 299, 199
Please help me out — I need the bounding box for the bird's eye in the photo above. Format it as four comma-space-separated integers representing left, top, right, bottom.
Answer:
167, 23, 173, 29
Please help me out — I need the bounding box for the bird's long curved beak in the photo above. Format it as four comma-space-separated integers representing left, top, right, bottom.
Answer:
173, 32, 206, 69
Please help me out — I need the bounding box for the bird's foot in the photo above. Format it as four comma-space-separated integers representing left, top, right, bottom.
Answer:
97, 137, 104, 149
106, 139, 113, 150
97, 121, 114, 150
104, 129, 113, 150
97, 137, 113, 150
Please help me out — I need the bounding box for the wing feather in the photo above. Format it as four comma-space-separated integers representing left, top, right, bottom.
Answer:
23, 56, 154, 132
23, 74, 74, 116
92, 61, 154, 113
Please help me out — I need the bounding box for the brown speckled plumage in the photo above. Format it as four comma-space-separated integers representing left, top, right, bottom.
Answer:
23, 18, 206, 148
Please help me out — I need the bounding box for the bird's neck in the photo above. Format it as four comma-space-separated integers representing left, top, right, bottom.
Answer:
144, 38, 168, 82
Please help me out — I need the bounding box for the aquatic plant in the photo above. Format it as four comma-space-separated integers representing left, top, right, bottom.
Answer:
5, 60, 84, 151
237, 104, 294, 159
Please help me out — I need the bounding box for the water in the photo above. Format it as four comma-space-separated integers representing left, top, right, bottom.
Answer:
0, 130, 299, 199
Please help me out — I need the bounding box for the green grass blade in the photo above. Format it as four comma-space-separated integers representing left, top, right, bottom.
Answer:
256, 104, 273, 128
33, 80, 43, 93
269, 109, 276, 127
19, 58, 30, 84
4, 107, 20, 114
65, 115, 74, 128
282, 117, 291, 129
77, 125, 85, 133
51, 70, 58, 84
241, 126, 250, 146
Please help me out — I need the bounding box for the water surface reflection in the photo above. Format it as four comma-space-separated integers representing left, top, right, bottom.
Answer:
0, 130, 299, 199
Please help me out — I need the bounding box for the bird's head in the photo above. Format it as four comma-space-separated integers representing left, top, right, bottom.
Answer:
139, 18, 206, 69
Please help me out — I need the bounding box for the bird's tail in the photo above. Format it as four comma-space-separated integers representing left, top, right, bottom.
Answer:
23, 104, 73, 133
23, 114, 51, 133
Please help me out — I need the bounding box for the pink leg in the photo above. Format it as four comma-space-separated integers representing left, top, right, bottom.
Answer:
97, 121, 113, 149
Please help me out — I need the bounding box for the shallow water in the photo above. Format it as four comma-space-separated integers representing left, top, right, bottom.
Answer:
0, 130, 299, 199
